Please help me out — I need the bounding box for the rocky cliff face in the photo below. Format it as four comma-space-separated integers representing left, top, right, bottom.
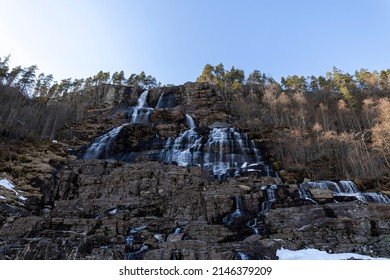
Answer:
0, 83, 389, 260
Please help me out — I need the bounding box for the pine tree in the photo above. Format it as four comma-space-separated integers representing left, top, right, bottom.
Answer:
196, 64, 215, 83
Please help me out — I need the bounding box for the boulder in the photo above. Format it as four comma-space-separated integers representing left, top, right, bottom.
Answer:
309, 188, 334, 203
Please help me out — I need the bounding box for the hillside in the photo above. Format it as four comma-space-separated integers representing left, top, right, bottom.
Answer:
1, 81, 390, 260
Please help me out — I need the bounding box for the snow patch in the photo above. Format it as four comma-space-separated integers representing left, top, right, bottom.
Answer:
108, 208, 118, 215
277, 248, 389, 260
0, 178, 27, 201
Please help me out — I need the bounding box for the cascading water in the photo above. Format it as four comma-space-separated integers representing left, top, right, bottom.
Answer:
300, 181, 342, 193
82, 125, 125, 160
297, 187, 317, 204
186, 114, 196, 129
246, 218, 260, 235
130, 90, 153, 124
202, 128, 276, 178
159, 114, 203, 166
80, 91, 277, 179
81, 91, 153, 160
125, 225, 148, 260
300, 180, 390, 204
301, 180, 364, 202
232, 195, 244, 217
156, 92, 176, 109
260, 185, 277, 213
363, 192, 390, 203
159, 125, 276, 178
338, 180, 359, 193
203, 128, 244, 177
223, 195, 245, 226
222, 194, 270, 236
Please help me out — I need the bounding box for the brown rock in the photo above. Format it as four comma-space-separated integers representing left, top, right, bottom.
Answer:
150, 110, 184, 123
155, 123, 181, 138
309, 189, 334, 203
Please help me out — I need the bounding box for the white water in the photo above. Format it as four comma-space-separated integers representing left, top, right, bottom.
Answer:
338, 180, 359, 193
232, 195, 244, 217
160, 114, 203, 166
363, 192, 390, 203
156, 92, 175, 109
301, 181, 342, 193
82, 93, 276, 178
185, 114, 196, 129
82, 91, 153, 160
223, 195, 245, 226
301, 180, 390, 204
202, 128, 266, 177
125, 224, 148, 260
298, 188, 318, 204
261, 185, 277, 212
131, 90, 153, 123
82, 125, 124, 160
246, 218, 260, 235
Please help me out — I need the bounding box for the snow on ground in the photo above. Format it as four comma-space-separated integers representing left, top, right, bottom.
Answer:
0, 178, 27, 201
277, 248, 389, 260
108, 208, 118, 215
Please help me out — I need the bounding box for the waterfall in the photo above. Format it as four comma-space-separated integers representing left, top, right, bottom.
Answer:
223, 195, 245, 226
203, 128, 259, 178
363, 192, 390, 204
82, 125, 124, 160
338, 180, 359, 193
125, 225, 148, 260
298, 187, 317, 204
160, 114, 203, 166
125, 235, 134, 245
136, 90, 148, 108
80, 94, 277, 179
300, 180, 390, 204
260, 185, 277, 213
232, 195, 244, 217
159, 126, 276, 178
266, 186, 276, 201
81, 90, 156, 160
185, 114, 196, 129
301, 181, 342, 193
156, 92, 176, 109
156, 92, 165, 109
160, 128, 203, 166
131, 90, 153, 123
246, 218, 260, 235
301, 180, 364, 202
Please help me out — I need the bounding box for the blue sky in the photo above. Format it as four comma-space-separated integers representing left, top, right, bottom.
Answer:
1, 0, 389, 85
